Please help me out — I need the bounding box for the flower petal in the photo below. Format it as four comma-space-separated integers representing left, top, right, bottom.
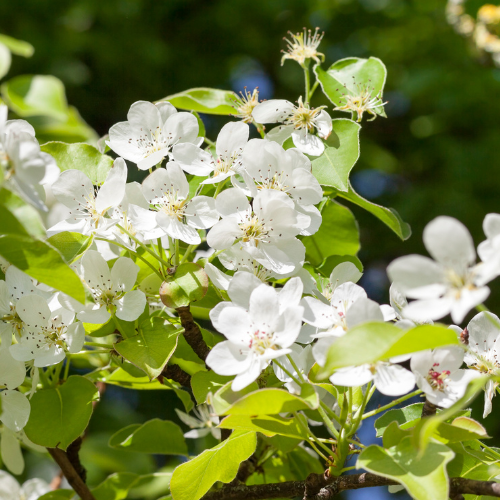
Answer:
115, 290, 147, 321
0, 390, 30, 432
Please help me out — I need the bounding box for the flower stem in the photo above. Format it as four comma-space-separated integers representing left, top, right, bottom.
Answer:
180, 244, 197, 264
274, 359, 303, 386
286, 354, 306, 383
85, 341, 115, 349
361, 389, 422, 420
157, 238, 167, 275
111, 313, 128, 338
309, 80, 320, 99
214, 178, 229, 198
204, 137, 216, 148
302, 63, 311, 105
63, 356, 71, 381
317, 403, 339, 439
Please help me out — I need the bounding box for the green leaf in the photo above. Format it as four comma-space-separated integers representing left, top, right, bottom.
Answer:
0, 43, 11, 80
97, 368, 170, 390
160, 88, 238, 115
109, 419, 188, 456
311, 119, 361, 191
317, 254, 363, 277
304, 200, 360, 266
335, 182, 411, 240
0, 34, 34, 57
114, 318, 180, 380
0, 234, 86, 303
2, 75, 68, 120
358, 437, 454, 500
435, 417, 489, 444
92, 472, 139, 500
315, 57, 387, 117
382, 421, 412, 449
24, 375, 99, 450
191, 370, 233, 404
0, 188, 46, 238
375, 403, 424, 437
170, 430, 257, 500
219, 414, 309, 440
318, 323, 459, 379
47, 232, 93, 263
41, 142, 114, 185
38, 491, 74, 500
160, 263, 209, 308
215, 385, 319, 416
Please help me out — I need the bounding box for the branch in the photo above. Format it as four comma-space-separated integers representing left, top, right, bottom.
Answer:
161, 363, 192, 388
421, 399, 439, 417
47, 444, 96, 500
200, 473, 500, 500
176, 305, 211, 362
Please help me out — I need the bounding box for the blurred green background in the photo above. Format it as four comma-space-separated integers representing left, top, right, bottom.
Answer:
2, 0, 500, 498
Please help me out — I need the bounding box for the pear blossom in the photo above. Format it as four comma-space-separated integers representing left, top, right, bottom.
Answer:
240, 139, 323, 235
175, 404, 221, 439
62, 251, 146, 324
331, 361, 415, 397
206, 279, 304, 391
206, 188, 308, 274
173, 121, 249, 184
461, 311, 500, 417
0, 470, 50, 500
0, 105, 57, 211
387, 216, 492, 324
142, 162, 219, 245
410, 346, 480, 407
252, 98, 332, 156
107, 100, 201, 170
333, 81, 387, 122
231, 87, 260, 124
281, 28, 325, 66
476, 213, 500, 281
9, 294, 84, 367
48, 157, 127, 236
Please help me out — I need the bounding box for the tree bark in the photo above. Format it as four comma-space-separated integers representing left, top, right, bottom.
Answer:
176, 305, 211, 362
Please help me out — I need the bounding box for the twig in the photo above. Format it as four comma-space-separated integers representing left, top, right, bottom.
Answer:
47, 445, 96, 500
421, 399, 439, 417
161, 364, 192, 388
65, 437, 86, 482
176, 305, 211, 362
200, 472, 500, 500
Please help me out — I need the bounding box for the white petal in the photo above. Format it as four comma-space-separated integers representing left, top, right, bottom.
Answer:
1, 428, 24, 475
6, 267, 37, 301
16, 295, 50, 329
231, 357, 263, 391
185, 196, 219, 229
346, 298, 384, 329
450, 287, 490, 324
265, 124, 294, 145
77, 305, 111, 324
330, 262, 363, 289
65, 322, 85, 354
20, 478, 50, 500
330, 365, 373, 387
164, 112, 199, 146
274, 306, 304, 347
423, 216, 476, 270
291, 129, 325, 156
215, 187, 249, 217
215, 306, 253, 344
403, 297, 453, 322
0, 349, 25, 389
206, 218, 241, 249
374, 364, 415, 396
156, 101, 177, 122
314, 110, 333, 139
95, 157, 127, 213
0, 390, 30, 432
252, 100, 295, 123
278, 277, 303, 314
156, 213, 201, 245
82, 250, 112, 291
127, 100, 162, 131
204, 263, 230, 291
289, 168, 323, 205
172, 143, 214, 176
301, 296, 335, 328
483, 213, 500, 239
115, 290, 146, 321
227, 271, 263, 309
249, 284, 279, 331
111, 257, 139, 293
206, 341, 251, 376
216, 122, 249, 161
51, 169, 93, 211
0, 470, 21, 499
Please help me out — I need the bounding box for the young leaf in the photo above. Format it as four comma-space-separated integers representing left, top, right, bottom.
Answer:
219, 414, 309, 440
191, 371, 233, 404
159, 88, 238, 115
109, 419, 188, 456
91, 472, 139, 500
40, 142, 114, 185
95, 368, 170, 390
170, 430, 257, 500
113, 318, 180, 380
0, 34, 34, 57
311, 119, 361, 191
315, 57, 387, 117
0, 234, 86, 303
46, 231, 93, 263
24, 375, 99, 450
303, 200, 360, 266
334, 182, 411, 240
375, 403, 424, 437
0, 188, 46, 238
358, 437, 455, 500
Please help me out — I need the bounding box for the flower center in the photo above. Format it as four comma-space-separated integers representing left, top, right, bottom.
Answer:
156, 191, 188, 221
232, 87, 260, 123
286, 99, 322, 132
239, 215, 269, 244
135, 126, 169, 158
248, 329, 276, 355
256, 171, 289, 193
281, 28, 325, 65
213, 152, 240, 177
427, 364, 451, 390
335, 82, 386, 122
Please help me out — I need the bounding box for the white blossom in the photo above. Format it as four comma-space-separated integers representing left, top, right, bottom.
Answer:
48, 157, 127, 236
387, 216, 491, 324
281, 28, 325, 66
462, 311, 500, 417
411, 346, 480, 407
175, 404, 221, 440
252, 97, 332, 156
107, 101, 201, 170
273, 344, 314, 394
142, 162, 219, 245
173, 121, 249, 184
240, 139, 323, 235
63, 251, 146, 324
9, 294, 84, 367
0, 470, 50, 500
206, 188, 308, 274
206, 278, 304, 391
0, 390, 30, 432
